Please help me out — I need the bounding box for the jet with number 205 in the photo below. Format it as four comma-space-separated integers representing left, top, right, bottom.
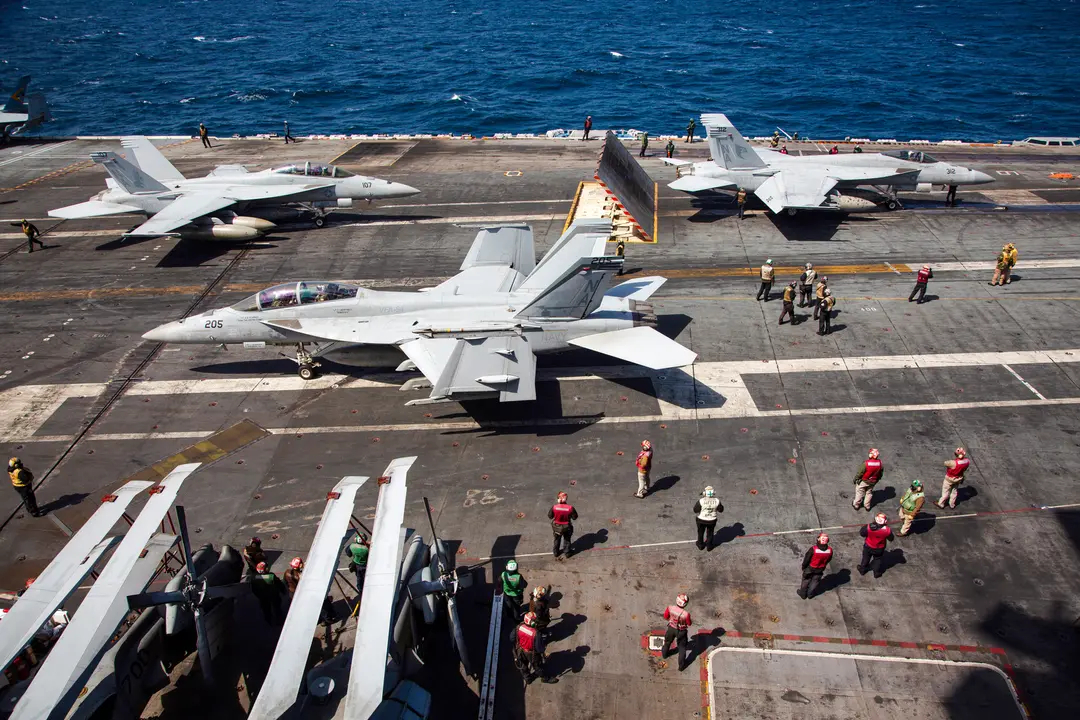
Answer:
143, 219, 697, 405
49, 136, 419, 240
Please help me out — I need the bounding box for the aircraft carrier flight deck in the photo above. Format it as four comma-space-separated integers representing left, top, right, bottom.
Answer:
1, 134, 1079, 719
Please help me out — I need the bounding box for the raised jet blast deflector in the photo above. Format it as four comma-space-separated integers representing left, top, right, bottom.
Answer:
596, 131, 656, 241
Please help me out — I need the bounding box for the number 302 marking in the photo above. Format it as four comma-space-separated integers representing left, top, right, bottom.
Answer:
204, 320, 223, 329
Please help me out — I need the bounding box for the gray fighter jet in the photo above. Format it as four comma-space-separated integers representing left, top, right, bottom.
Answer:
0, 76, 50, 142
666, 114, 994, 214
143, 219, 697, 404
49, 136, 420, 240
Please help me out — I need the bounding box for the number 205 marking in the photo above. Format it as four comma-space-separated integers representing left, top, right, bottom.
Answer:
204, 320, 223, 329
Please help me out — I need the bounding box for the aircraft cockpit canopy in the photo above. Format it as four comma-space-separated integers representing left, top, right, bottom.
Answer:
231, 281, 360, 311
883, 149, 939, 164
271, 162, 355, 178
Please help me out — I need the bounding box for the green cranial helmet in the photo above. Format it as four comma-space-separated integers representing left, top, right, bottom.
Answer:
506, 560, 518, 572
911, 479, 923, 490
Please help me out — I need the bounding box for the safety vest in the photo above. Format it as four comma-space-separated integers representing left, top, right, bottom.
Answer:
864, 524, 891, 550
551, 502, 574, 526
697, 496, 720, 522
665, 605, 691, 630
760, 265, 774, 281
636, 449, 652, 472
517, 623, 538, 652
809, 545, 832, 569
783, 286, 795, 302
946, 457, 970, 480
802, 270, 817, 287
347, 542, 369, 567
9, 468, 30, 488
900, 489, 924, 513
861, 459, 883, 483
916, 267, 931, 283
823, 296, 836, 311
501, 571, 525, 598
737, 190, 747, 204
816, 283, 827, 300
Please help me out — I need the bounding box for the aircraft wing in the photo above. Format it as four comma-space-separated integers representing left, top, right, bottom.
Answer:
669, 175, 738, 193
428, 265, 525, 295
753, 172, 839, 214
49, 200, 146, 219
661, 158, 694, 167
400, 335, 537, 403
248, 475, 369, 720
569, 326, 696, 369
125, 194, 238, 237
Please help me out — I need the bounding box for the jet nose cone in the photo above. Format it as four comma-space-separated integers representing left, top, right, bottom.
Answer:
385, 181, 421, 198
971, 169, 995, 185
143, 320, 181, 343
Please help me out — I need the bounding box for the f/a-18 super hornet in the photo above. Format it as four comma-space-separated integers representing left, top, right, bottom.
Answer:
49, 136, 420, 240
143, 219, 697, 404
0, 75, 50, 143
666, 114, 994, 214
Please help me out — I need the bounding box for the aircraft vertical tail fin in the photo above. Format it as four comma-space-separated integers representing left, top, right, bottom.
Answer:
515, 256, 623, 320
516, 219, 612, 294
121, 136, 185, 182
2, 76, 31, 113
701, 113, 766, 171
90, 151, 169, 194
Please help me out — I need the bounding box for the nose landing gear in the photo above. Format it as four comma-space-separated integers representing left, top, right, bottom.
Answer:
283, 343, 321, 380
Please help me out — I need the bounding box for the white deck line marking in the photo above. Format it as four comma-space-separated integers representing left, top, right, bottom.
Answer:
0, 140, 75, 167
379, 198, 572, 209
0, 230, 132, 240
1001, 364, 1047, 400
706, 647, 1026, 719
884, 262, 902, 275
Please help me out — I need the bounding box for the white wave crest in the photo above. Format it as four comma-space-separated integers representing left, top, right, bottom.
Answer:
180, 97, 195, 104
609, 51, 624, 58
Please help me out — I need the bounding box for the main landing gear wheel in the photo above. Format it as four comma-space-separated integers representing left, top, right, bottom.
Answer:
298, 364, 316, 380
886, 199, 899, 210
313, 216, 326, 228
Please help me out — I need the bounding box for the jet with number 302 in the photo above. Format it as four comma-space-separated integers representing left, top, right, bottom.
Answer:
666, 114, 994, 214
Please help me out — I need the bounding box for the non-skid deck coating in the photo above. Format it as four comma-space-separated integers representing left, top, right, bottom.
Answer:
1, 137, 1079, 719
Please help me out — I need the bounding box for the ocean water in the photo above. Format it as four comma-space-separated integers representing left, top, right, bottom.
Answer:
1, 0, 1077, 140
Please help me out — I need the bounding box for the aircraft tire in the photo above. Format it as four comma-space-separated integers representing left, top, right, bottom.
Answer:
314, 217, 326, 228
298, 364, 317, 380
887, 200, 898, 210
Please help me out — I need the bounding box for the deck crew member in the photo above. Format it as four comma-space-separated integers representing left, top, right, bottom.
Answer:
284, 556, 335, 624
639, 132, 649, 157
813, 275, 829, 319
666, 139, 675, 158
529, 585, 552, 635
779, 281, 797, 325
500, 559, 527, 619
990, 247, 1008, 286
936, 447, 970, 509
583, 115, 592, 141
780, 145, 789, 154
8, 458, 41, 517
797, 533, 833, 599
909, 264, 933, 303
798, 263, 817, 307
686, 118, 696, 143
21, 220, 44, 253
857, 513, 893, 578
817, 288, 835, 335
736, 187, 747, 219
829, 145, 839, 155
251, 561, 287, 624
898, 480, 925, 536
548, 491, 578, 560
283, 120, 294, 143
242, 536, 268, 575
757, 258, 775, 301
852, 448, 884, 511
693, 486, 723, 551
345, 531, 369, 592
515, 611, 556, 683
198, 122, 211, 148
945, 183, 957, 206
635, 440, 653, 498
1004, 243, 1018, 283
661, 594, 692, 671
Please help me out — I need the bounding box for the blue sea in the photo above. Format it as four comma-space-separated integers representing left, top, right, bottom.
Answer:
1, 0, 1077, 141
